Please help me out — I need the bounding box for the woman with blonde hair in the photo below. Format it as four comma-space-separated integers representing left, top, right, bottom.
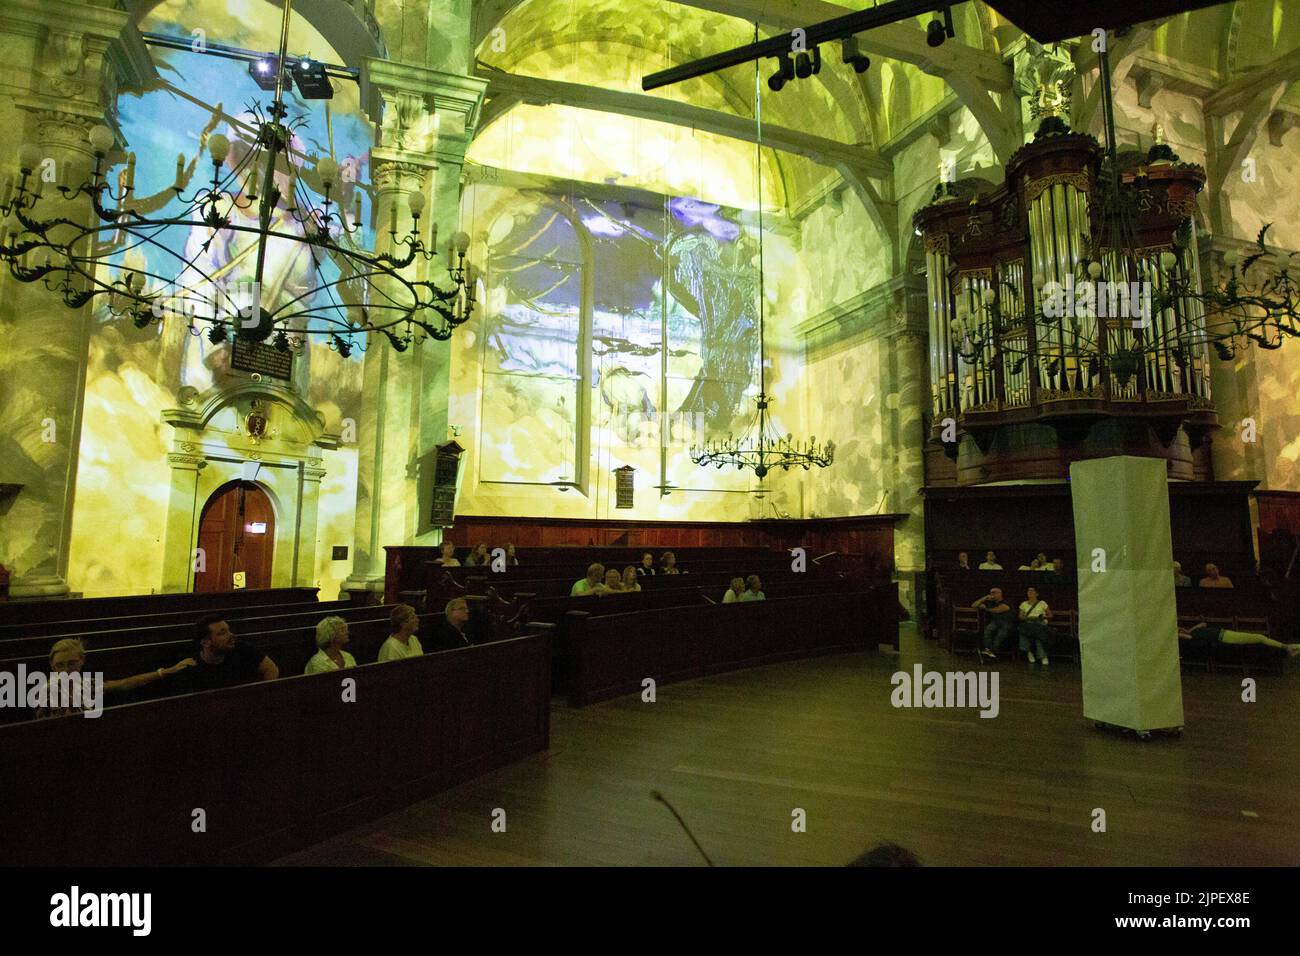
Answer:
305, 616, 357, 674
39, 638, 195, 718
622, 566, 641, 591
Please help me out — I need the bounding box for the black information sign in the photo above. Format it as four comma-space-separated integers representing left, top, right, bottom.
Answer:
231, 338, 294, 381
614, 465, 635, 510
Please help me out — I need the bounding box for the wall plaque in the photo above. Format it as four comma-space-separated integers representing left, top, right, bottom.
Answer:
614, 465, 635, 510
231, 338, 293, 381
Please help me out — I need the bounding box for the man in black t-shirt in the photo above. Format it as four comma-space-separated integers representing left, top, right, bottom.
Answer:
181, 615, 279, 692
430, 597, 474, 651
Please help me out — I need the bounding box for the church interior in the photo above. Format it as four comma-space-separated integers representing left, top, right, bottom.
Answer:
2, 0, 1300, 876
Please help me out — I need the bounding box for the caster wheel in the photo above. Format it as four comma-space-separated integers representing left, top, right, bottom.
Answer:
1137, 732, 1152, 741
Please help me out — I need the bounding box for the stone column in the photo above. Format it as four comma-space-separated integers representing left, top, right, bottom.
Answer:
888, 323, 929, 619
295, 462, 326, 587
342, 60, 486, 598
160, 451, 204, 593
0, 2, 142, 596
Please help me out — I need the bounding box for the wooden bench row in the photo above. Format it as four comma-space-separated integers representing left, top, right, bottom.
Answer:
947, 605, 1283, 674
0, 586, 321, 626
0, 598, 358, 648
562, 585, 900, 707
384, 545, 831, 602
0, 632, 551, 866
416, 566, 853, 614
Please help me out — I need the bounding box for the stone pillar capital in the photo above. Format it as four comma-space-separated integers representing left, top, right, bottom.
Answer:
3, 0, 152, 132
362, 58, 488, 164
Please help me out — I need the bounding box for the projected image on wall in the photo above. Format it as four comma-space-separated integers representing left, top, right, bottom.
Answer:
108, 0, 372, 396
470, 182, 768, 495
65, 0, 370, 598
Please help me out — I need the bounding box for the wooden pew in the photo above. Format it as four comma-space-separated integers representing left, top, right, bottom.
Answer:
0, 587, 321, 625
0, 598, 350, 642
0, 632, 551, 866
384, 545, 798, 602
562, 585, 897, 707
0, 600, 359, 653
0, 609, 439, 725
931, 569, 1276, 654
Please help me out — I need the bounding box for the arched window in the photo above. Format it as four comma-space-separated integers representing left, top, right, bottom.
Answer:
466, 179, 764, 502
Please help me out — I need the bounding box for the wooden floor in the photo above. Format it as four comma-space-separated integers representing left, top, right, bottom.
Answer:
275, 626, 1300, 866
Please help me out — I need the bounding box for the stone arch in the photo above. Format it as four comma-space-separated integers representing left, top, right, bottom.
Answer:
124, 0, 387, 64
159, 378, 338, 592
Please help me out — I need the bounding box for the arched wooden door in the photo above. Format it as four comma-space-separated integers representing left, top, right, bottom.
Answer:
195, 481, 275, 592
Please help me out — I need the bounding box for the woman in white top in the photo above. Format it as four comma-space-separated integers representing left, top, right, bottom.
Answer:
305, 616, 357, 674
378, 604, 424, 662
721, 576, 745, 603
1017, 586, 1052, 666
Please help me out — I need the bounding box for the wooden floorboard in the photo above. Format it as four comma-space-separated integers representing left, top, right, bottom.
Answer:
273, 626, 1300, 866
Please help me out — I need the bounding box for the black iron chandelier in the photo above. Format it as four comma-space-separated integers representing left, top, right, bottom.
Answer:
689, 42, 834, 480
0, 0, 474, 355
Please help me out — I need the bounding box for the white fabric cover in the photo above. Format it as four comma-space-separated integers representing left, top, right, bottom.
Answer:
1070, 456, 1184, 732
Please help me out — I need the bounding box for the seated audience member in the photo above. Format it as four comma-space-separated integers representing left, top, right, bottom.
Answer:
431, 597, 473, 650
305, 616, 357, 674
1173, 562, 1192, 588
1200, 563, 1233, 588
1017, 558, 1042, 571
378, 604, 423, 661
722, 576, 746, 603
637, 552, 656, 577
1035, 552, 1049, 567
603, 568, 625, 592
956, 552, 971, 570
621, 566, 641, 592
660, 551, 681, 574
182, 615, 279, 692
1047, 557, 1067, 577
978, 551, 1002, 571
504, 543, 520, 567
741, 574, 766, 601
465, 542, 491, 567
846, 843, 922, 867
1017, 586, 1052, 666
972, 587, 1013, 659
433, 540, 461, 567
38, 639, 196, 718
1178, 622, 1300, 657
571, 563, 607, 597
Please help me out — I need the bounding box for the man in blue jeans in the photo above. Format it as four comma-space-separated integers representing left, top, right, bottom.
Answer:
972, 587, 1013, 660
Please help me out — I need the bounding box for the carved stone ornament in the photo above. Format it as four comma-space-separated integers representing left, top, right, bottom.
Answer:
246, 399, 268, 442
